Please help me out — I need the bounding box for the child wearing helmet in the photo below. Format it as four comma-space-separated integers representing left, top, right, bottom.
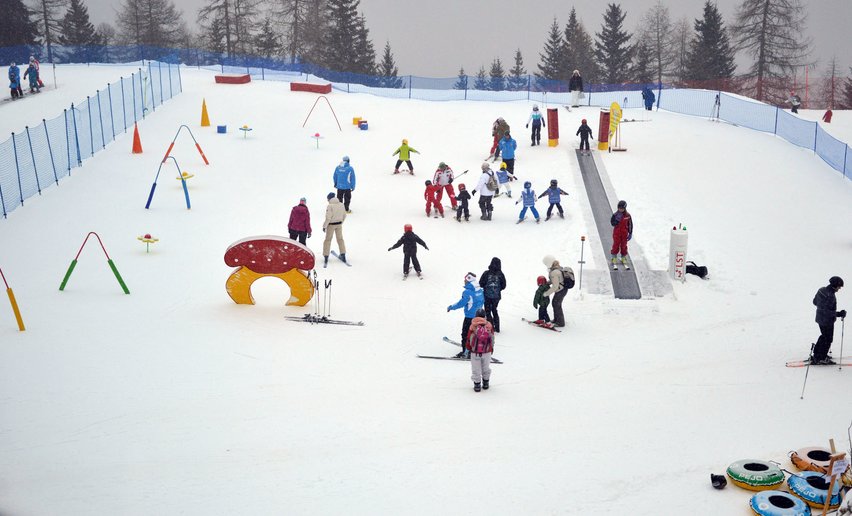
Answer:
455, 183, 471, 222
392, 138, 419, 174
424, 180, 444, 218
387, 224, 429, 279
537, 179, 569, 220
610, 200, 633, 270
533, 275, 552, 325
526, 105, 545, 146
432, 162, 458, 210
576, 119, 594, 152
495, 161, 516, 197
514, 180, 540, 223
8, 62, 23, 99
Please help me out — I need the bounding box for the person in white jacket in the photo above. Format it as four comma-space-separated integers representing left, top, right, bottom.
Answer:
322, 192, 347, 266
542, 255, 568, 327
471, 162, 497, 221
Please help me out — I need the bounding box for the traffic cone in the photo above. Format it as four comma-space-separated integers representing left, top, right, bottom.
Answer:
201, 99, 210, 127
132, 123, 143, 154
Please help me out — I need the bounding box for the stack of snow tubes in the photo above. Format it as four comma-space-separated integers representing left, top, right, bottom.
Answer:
786, 471, 841, 509
790, 446, 852, 487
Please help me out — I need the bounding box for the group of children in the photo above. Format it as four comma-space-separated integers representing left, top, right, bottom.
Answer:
8, 57, 43, 100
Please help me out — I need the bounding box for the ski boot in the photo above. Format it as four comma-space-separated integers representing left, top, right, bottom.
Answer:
482, 379, 489, 390
558, 213, 565, 219
621, 256, 630, 270
535, 218, 541, 224
611, 257, 618, 270
393, 169, 400, 174
474, 382, 481, 392
339, 253, 347, 263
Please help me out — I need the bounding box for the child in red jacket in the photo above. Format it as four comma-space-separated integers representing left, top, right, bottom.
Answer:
424, 180, 444, 218
610, 200, 633, 270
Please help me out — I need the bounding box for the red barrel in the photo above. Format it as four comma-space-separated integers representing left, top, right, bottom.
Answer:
547, 108, 559, 140
598, 110, 610, 144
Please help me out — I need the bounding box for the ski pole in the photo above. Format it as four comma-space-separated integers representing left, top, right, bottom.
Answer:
326, 279, 333, 317
839, 317, 845, 372
578, 235, 586, 291
801, 342, 816, 399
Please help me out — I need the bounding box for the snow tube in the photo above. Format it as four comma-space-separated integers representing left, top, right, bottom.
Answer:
790, 447, 852, 487
750, 491, 811, 516
787, 471, 842, 509
727, 460, 785, 491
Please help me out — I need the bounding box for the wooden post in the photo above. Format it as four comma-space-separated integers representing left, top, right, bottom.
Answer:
823, 439, 846, 515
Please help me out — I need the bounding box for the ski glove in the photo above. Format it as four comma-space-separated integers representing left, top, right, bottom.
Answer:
307, 233, 311, 238
387, 247, 392, 252
526, 124, 529, 129
471, 190, 477, 196
448, 178, 453, 184
628, 234, 632, 241
838, 310, 847, 319
447, 306, 452, 312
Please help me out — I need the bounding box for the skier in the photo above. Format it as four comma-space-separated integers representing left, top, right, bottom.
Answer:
466, 308, 494, 392
538, 179, 569, 220
8, 62, 23, 100
432, 162, 457, 210
526, 105, 545, 146
610, 200, 633, 270
29, 56, 43, 88
498, 131, 517, 175
542, 255, 569, 327
479, 257, 506, 332
489, 117, 510, 160
23, 62, 40, 94
533, 275, 552, 325
514, 181, 540, 223
447, 272, 485, 358
576, 119, 594, 153
392, 138, 419, 174
424, 179, 444, 218
642, 86, 655, 111
471, 162, 497, 220
387, 224, 428, 279
455, 183, 471, 222
811, 276, 846, 365
495, 162, 515, 198
789, 91, 802, 114
322, 192, 347, 266
287, 197, 312, 245
332, 156, 356, 213
568, 69, 583, 108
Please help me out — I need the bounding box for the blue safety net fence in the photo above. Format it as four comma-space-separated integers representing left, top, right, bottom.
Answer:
0, 51, 181, 218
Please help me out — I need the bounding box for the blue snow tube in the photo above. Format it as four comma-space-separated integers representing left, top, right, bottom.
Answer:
787, 471, 842, 509
749, 490, 811, 516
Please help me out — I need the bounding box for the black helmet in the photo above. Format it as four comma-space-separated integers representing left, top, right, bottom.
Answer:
550, 179, 557, 185
829, 276, 844, 288
475, 308, 486, 318
617, 200, 627, 209
425, 179, 432, 186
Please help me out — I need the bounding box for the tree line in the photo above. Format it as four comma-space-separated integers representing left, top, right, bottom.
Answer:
1, 0, 850, 107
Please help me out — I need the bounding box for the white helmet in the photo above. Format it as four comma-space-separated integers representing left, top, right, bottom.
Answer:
481, 162, 490, 171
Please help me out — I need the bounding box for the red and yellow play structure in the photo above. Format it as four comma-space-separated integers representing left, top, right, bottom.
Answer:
224, 236, 315, 306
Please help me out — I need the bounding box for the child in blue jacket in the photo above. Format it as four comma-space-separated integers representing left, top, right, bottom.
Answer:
447, 273, 485, 358
495, 162, 515, 197
537, 179, 569, 220
514, 181, 540, 223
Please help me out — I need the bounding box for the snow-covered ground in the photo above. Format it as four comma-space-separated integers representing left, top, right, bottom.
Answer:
1, 66, 851, 515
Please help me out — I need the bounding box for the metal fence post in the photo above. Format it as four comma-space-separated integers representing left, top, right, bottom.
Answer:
167, 61, 173, 98
96, 90, 106, 148
148, 62, 156, 112
409, 75, 412, 99
527, 75, 531, 101
0, 173, 6, 217
64, 109, 71, 173
107, 83, 116, 139
158, 61, 164, 104
24, 127, 42, 194
71, 104, 81, 166
85, 97, 94, 157
42, 119, 59, 185
131, 73, 137, 122
120, 77, 127, 131
139, 68, 146, 119
813, 123, 818, 153
11, 133, 25, 205
774, 107, 779, 134
177, 60, 183, 92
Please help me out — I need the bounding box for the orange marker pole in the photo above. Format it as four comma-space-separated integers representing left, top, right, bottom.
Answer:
6, 288, 25, 331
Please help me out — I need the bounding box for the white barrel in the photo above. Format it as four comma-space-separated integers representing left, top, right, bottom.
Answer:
669, 227, 688, 281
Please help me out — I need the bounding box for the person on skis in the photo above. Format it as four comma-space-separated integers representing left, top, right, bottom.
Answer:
471, 162, 497, 221
489, 117, 510, 160
498, 131, 517, 175
466, 308, 494, 392
392, 138, 419, 174
447, 272, 485, 358
641, 86, 655, 111
455, 183, 471, 222
526, 105, 545, 146
479, 257, 506, 333
495, 162, 515, 198
8, 62, 23, 99
514, 181, 540, 223
424, 180, 444, 218
432, 162, 457, 209
538, 179, 569, 221
577, 119, 594, 152
29, 56, 43, 88
542, 255, 570, 327
23, 62, 40, 93
811, 276, 846, 365
332, 156, 356, 213
533, 276, 552, 325
610, 200, 633, 270
387, 224, 428, 279
568, 69, 583, 108
322, 192, 347, 266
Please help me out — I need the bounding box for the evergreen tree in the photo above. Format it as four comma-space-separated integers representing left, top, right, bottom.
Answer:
640, 0, 674, 84
732, 0, 811, 103
231, 0, 261, 56
0, 0, 40, 48
630, 34, 653, 84
323, 0, 375, 75
203, 15, 227, 55
352, 13, 376, 76
274, 0, 323, 63
117, 0, 186, 55
58, 0, 102, 47
31, 0, 66, 62
817, 57, 839, 109
377, 41, 403, 88
568, 11, 599, 84
536, 17, 563, 80
473, 65, 488, 90
686, 1, 736, 86
670, 17, 691, 83
507, 49, 527, 91
198, 0, 233, 58
297, 0, 327, 65
594, 3, 633, 84
254, 15, 280, 59
843, 68, 852, 110
454, 67, 468, 90
489, 57, 505, 91
561, 8, 580, 82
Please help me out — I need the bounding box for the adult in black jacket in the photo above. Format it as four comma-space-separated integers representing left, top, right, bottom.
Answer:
812, 276, 846, 364
479, 257, 507, 332
388, 224, 428, 278
568, 70, 583, 107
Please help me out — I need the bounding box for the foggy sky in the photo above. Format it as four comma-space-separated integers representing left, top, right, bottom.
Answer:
84, 0, 851, 78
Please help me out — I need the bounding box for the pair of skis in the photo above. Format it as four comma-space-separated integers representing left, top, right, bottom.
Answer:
612, 261, 631, 271
521, 317, 561, 332
323, 250, 352, 268
417, 337, 504, 364
785, 356, 851, 368
284, 313, 364, 326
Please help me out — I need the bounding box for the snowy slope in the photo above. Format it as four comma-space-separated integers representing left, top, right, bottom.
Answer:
0, 67, 851, 515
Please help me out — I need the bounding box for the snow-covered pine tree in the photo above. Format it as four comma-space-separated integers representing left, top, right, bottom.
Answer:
0, 0, 40, 48
489, 57, 505, 91
817, 57, 839, 109
58, 0, 103, 62
507, 50, 527, 91
197, 0, 234, 58
594, 3, 634, 85
352, 13, 377, 76
732, 0, 811, 103
377, 41, 403, 88
323, 0, 375, 75
473, 65, 488, 90
564, 8, 599, 86
537, 17, 563, 82
686, 1, 735, 88
454, 67, 468, 90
